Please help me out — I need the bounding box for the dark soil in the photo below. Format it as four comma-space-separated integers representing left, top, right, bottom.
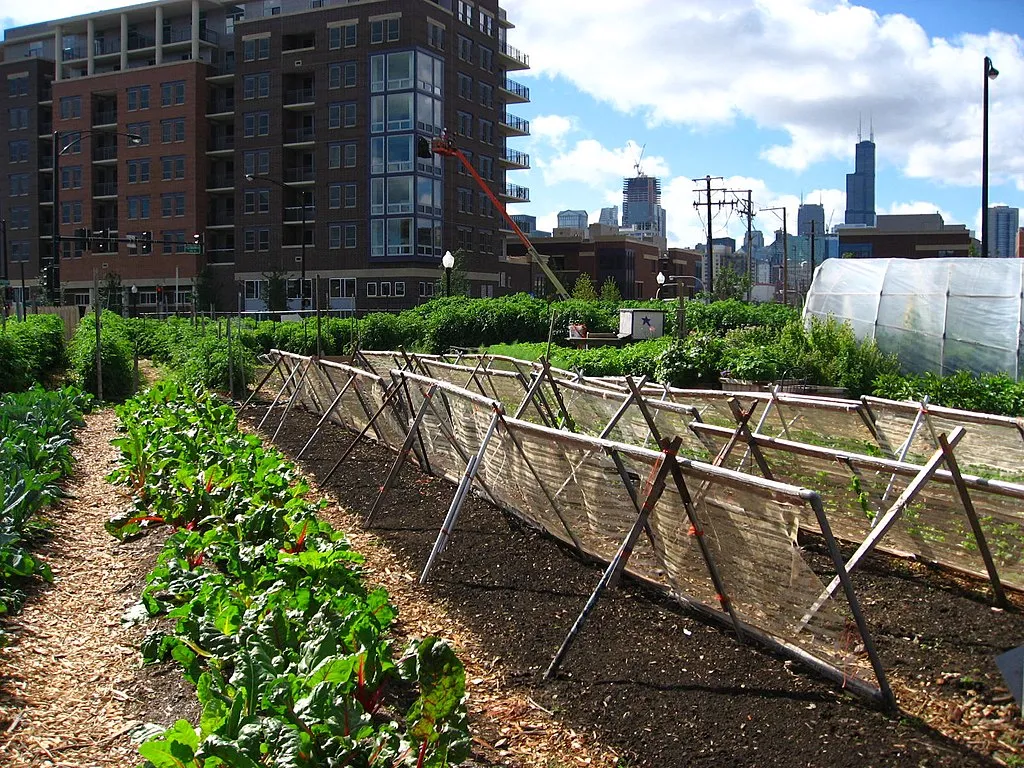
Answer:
250, 404, 1024, 768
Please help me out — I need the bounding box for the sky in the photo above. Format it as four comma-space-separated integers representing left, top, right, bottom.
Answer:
3, 0, 1023, 249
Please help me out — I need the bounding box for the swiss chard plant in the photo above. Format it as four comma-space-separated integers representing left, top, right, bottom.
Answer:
109, 382, 470, 767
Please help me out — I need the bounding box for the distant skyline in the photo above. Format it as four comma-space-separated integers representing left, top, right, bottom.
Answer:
3, 0, 1023, 248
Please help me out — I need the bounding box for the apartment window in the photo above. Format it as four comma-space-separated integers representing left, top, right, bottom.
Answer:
8, 140, 29, 163
344, 183, 357, 208
245, 280, 263, 299
127, 122, 150, 145
60, 201, 83, 224
243, 111, 270, 137
9, 242, 30, 263
244, 229, 256, 251
161, 118, 186, 143
370, 138, 384, 174
457, 35, 472, 62
479, 119, 494, 145
127, 195, 150, 220
8, 207, 30, 229
60, 166, 82, 189
330, 277, 356, 299
161, 192, 186, 217
456, 226, 473, 252
478, 82, 493, 108
127, 158, 150, 183
328, 183, 341, 209
59, 96, 81, 120
328, 142, 342, 169
243, 73, 270, 100
479, 229, 493, 254
160, 80, 186, 107
366, 281, 377, 297
419, 281, 435, 298
329, 63, 357, 90
329, 23, 357, 49
256, 228, 270, 251
457, 1, 472, 25
379, 281, 391, 297
329, 103, 356, 129
160, 155, 186, 180
127, 85, 150, 111
370, 178, 384, 215
478, 191, 490, 214
428, 21, 445, 50
479, 46, 493, 72
243, 36, 270, 61
328, 223, 342, 249
8, 108, 29, 131
458, 73, 473, 100
394, 281, 406, 297
344, 142, 357, 167
344, 224, 357, 248
371, 220, 385, 257
370, 95, 385, 131
370, 17, 400, 44
456, 111, 472, 138
386, 135, 413, 172
243, 189, 271, 214
479, 10, 494, 36
387, 93, 413, 130
387, 51, 413, 89
161, 230, 186, 254
8, 76, 29, 98
8, 173, 29, 196
243, 150, 270, 176
416, 177, 443, 215
457, 187, 473, 214
478, 155, 493, 181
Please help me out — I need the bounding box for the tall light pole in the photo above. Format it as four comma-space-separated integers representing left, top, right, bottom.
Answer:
245, 173, 309, 310
52, 130, 141, 304
981, 56, 999, 259
442, 250, 455, 297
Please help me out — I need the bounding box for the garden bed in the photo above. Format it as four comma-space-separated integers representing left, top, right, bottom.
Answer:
251, 404, 1023, 767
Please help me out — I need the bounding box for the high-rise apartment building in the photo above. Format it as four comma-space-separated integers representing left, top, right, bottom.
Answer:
0, 0, 531, 311
556, 209, 587, 232
621, 174, 666, 248
598, 205, 618, 227
986, 205, 1020, 258
844, 134, 876, 227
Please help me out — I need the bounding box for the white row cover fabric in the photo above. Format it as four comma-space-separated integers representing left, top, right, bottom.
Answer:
804, 258, 1024, 378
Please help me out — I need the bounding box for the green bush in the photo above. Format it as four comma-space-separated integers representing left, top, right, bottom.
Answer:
0, 314, 67, 391
172, 333, 255, 398
655, 333, 728, 387
872, 370, 1024, 416
69, 312, 134, 401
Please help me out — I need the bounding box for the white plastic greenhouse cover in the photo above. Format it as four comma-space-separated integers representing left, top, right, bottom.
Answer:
803, 258, 1024, 378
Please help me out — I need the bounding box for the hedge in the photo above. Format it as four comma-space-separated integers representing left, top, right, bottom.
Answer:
0, 314, 67, 392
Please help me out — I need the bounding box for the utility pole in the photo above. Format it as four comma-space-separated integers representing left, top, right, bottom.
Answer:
692, 175, 731, 296
746, 190, 753, 300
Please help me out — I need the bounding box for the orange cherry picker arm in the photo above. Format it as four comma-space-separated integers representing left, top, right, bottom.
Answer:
425, 133, 570, 300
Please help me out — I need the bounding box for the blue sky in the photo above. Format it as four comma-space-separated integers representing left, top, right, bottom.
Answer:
4, 0, 1022, 248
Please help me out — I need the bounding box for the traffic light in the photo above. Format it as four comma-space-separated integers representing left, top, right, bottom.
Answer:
126, 234, 138, 253
93, 229, 109, 252
193, 233, 202, 245
140, 231, 153, 255
156, 285, 163, 304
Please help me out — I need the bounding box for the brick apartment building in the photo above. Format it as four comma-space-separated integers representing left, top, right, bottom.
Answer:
0, 0, 531, 313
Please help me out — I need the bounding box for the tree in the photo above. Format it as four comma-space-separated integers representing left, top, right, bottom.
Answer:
572, 272, 598, 301
711, 265, 752, 302
194, 265, 219, 312
600, 276, 622, 303
262, 269, 288, 312
99, 271, 123, 314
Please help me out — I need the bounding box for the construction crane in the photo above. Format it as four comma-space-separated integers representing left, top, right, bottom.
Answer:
633, 142, 647, 177
420, 133, 570, 300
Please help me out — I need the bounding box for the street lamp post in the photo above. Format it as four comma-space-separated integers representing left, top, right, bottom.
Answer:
981, 56, 999, 259
245, 173, 309, 311
442, 250, 455, 297
52, 130, 141, 304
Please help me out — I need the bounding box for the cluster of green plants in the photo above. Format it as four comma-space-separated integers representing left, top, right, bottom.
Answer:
68, 311, 135, 402
0, 387, 92, 631
0, 314, 67, 392
107, 382, 470, 767
873, 370, 1024, 417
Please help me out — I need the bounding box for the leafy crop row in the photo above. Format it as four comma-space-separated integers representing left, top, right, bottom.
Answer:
0, 314, 67, 392
108, 382, 469, 767
0, 387, 92, 629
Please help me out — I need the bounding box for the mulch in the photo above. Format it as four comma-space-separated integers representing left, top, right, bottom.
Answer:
247, 402, 1024, 768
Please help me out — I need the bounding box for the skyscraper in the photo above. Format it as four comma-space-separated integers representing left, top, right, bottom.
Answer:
845, 131, 876, 226
797, 203, 825, 236
986, 205, 1020, 258
598, 206, 618, 227
556, 210, 588, 231
622, 174, 666, 246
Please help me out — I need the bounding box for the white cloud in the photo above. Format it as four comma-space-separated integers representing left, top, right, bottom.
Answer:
529, 114, 576, 151
536, 138, 670, 187
879, 200, 959, 224
504, 0, 1024, 187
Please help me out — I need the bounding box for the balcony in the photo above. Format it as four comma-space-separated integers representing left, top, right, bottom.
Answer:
94, 39, 121, 56
283, 205, 316, 222
206, 96, 235, 115
498, 41, 529, 70
283, 127, 315, 145
500, 78, 530, 104
62, 46, 85, 61
207, 135, 235, 152
284, 88, 316, 107
502, 183, 530, 203
126, 33, 156, 51
500, 112, 530, 136
163, 26, 219, 45
92, 145, 118, 162
283, 167, 315, 183
94, 218, 117, 232
499, 148, 530, 169
206, 174, 234, 190
207, 212, 235, 228
93, 109, 117, 127
93, 181, 118, 197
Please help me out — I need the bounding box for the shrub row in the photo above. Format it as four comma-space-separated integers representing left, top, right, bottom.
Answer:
0, 314, 67, 392
108, 382, 469, 766
873, 370, 1024, 417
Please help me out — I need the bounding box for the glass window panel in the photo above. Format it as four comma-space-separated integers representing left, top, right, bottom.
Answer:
386, 135, 412, 172
387, 51, 413, 89
386, 93, 412, 131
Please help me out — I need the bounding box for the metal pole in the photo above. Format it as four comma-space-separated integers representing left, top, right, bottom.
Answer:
746, 190, 753, 302
445, 265, 451, 297
782, 207, 789, 306
981, 56, 994, 259
94, 268, 103, 402
227, 315, 234, 399
300, 189, 307, 310
51, 131, 60, 303
20, 260, 26, 321
704, 175, 714, 295
315, 274, 322, 357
